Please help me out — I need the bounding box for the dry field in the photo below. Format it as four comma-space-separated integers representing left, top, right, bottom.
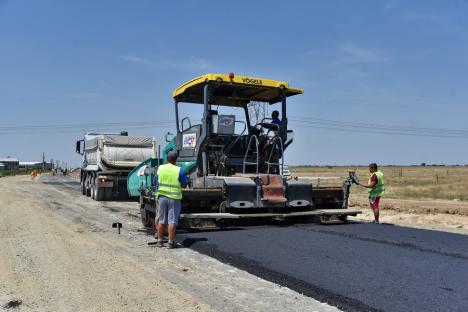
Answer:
292, 166, 468, 234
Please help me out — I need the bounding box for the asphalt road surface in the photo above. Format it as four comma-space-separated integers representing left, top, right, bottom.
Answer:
16, 174, 468, 311
179, 221, 468, 312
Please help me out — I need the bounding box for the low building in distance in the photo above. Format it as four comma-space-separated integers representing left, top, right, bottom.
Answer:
19, 161, 54, 170
0, 157, 19, 170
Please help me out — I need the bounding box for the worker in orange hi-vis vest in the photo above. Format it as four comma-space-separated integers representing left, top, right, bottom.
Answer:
30, 170, 37, 180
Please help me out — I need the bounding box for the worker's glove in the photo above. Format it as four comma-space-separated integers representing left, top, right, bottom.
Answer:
349, 171, 360, 185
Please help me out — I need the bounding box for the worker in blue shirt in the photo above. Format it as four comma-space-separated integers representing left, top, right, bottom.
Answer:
271, 110, 281, 129
265, 110, 281, 134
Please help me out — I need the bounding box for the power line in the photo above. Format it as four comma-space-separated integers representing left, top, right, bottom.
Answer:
0, 120, 173, 131
289, 115, 468, 139
290, 116, 468, 134
289, 121, 468, 139
290, 119, 468, 138
1, 116, 467, 139
0, 121, 174, 135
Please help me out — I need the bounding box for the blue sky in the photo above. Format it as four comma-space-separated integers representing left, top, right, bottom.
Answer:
1, 0, 468, 166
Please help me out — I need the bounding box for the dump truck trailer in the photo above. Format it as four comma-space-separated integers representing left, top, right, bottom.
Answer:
127, 73, 360, 227
76, 132, 156, 201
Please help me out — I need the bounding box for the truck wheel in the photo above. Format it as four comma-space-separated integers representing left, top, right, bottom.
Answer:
81, 179, 86, 195
95, 188, 104, 201
85, 175, 91, 197
91, 178, 97, 200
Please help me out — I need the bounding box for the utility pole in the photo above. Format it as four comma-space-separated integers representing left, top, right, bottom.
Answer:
42, 152, 45, 171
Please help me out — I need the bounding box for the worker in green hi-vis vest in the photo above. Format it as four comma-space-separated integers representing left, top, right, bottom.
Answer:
359, 163, 385, 224
154, 151, 188, 248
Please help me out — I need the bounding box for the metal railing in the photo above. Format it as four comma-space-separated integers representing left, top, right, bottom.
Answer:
243, 135, 259, 174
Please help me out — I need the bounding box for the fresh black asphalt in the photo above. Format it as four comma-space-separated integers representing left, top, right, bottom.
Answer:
179, 222, 468, 312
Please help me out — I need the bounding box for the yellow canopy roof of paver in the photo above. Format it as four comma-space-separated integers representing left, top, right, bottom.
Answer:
173, 73, 304, 106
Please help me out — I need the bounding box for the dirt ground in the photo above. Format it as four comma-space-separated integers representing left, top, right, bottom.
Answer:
0, 175, 339, 312
349, 196, 468, 235
0, 177, 215, 312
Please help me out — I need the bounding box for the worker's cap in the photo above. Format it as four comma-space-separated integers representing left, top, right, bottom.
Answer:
167, 151, 178, 161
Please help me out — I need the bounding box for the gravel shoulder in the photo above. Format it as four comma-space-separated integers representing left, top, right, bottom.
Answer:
0, 175, 340, 312
0, 176, 215, 312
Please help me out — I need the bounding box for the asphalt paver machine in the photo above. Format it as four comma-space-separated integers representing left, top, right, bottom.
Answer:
128, 73, 360, 227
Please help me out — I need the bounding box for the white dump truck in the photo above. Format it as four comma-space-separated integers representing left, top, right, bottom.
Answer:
76, 132, 156, 201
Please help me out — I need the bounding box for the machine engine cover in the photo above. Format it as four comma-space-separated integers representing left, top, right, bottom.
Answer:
224, 177, 257, 208
286, 180, 313, 207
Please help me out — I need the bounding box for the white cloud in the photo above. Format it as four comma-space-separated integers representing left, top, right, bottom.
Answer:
382, 0, 400, 12
185, 56, 211, 70
338, 43, 391, 64
115, 54, 214, 72
168, 56, 212, 71
402, 12, 449, 24
69, 92, 99, 99
118, 54, 147, 64
401, 11, 468, 40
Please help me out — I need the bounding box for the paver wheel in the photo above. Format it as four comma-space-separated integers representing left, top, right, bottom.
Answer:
141, 204, 155, 228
